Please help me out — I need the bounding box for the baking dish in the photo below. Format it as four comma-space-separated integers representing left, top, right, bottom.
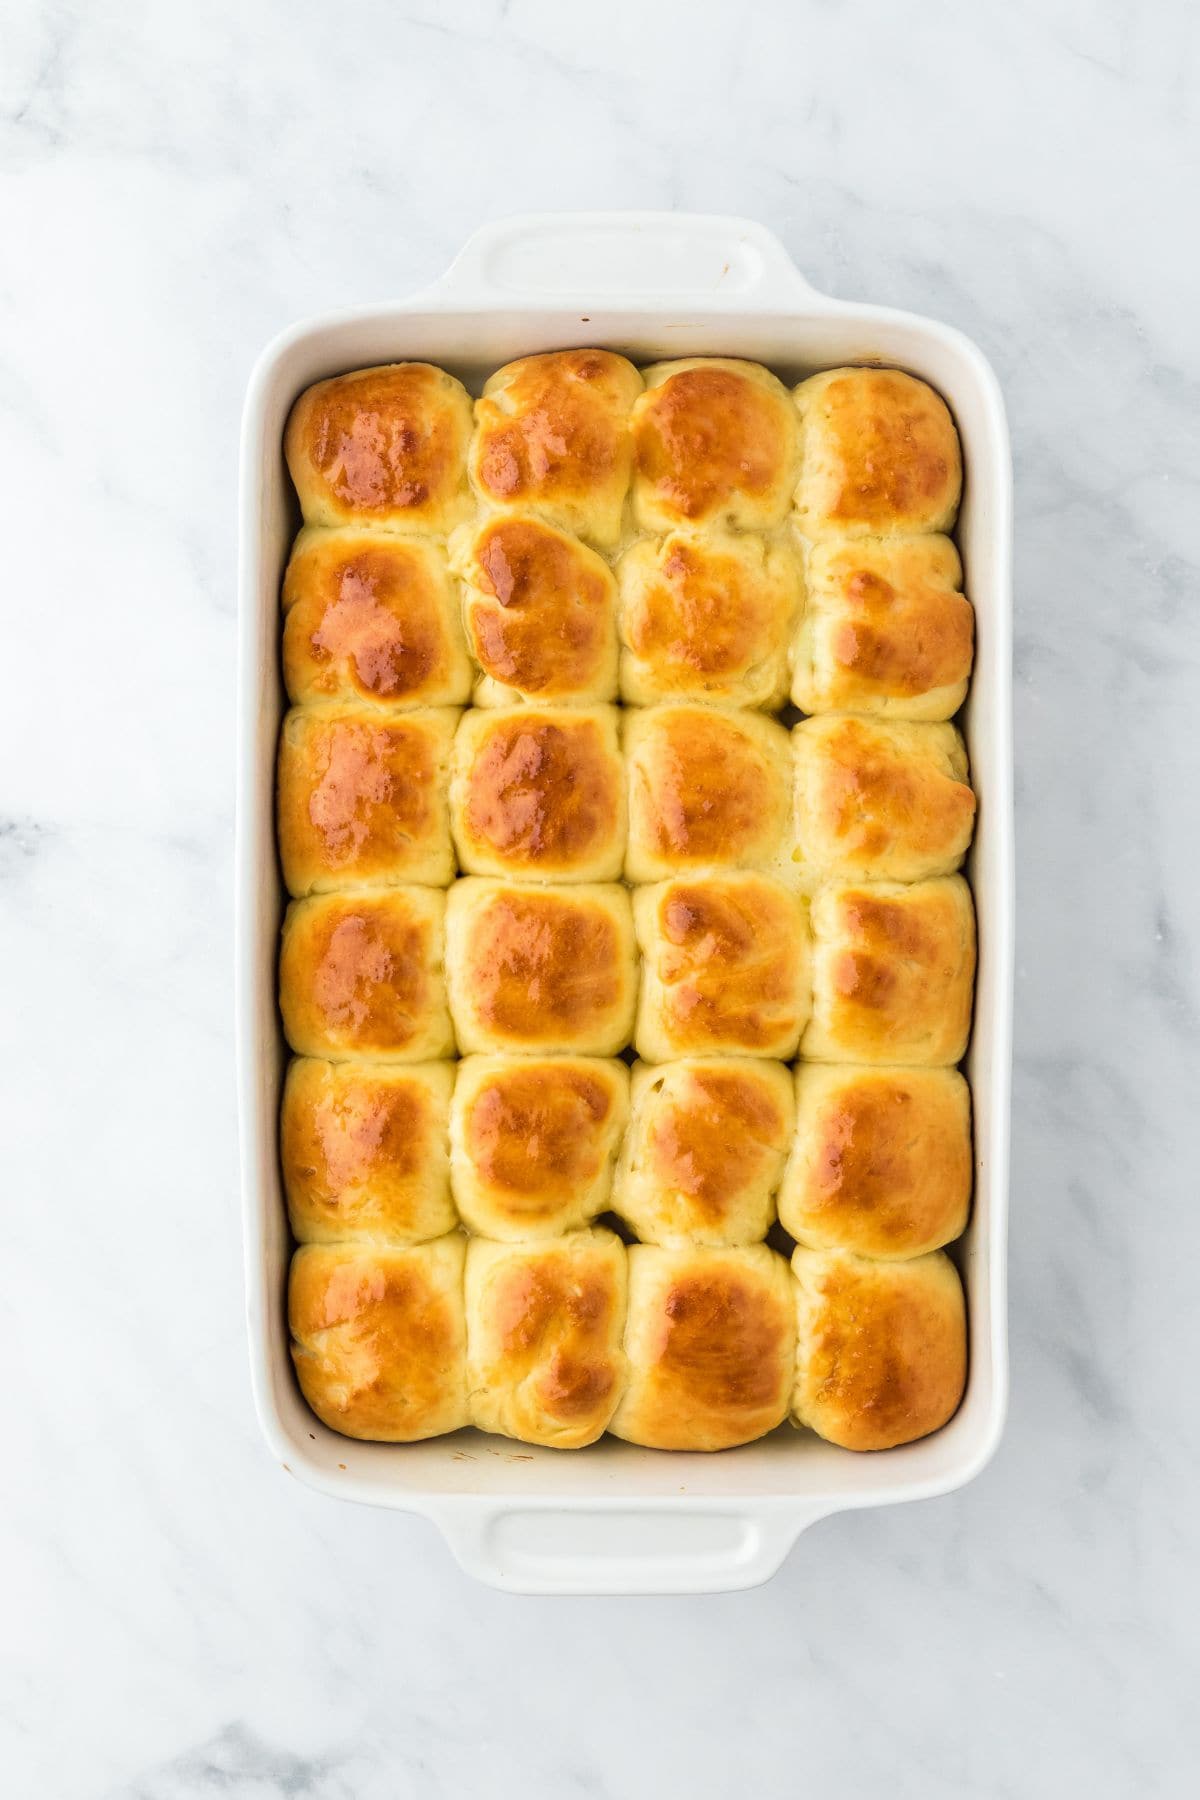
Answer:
236, 212, 1013, 1595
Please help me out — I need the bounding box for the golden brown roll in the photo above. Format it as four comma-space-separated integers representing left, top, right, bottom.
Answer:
450, 1055, 628, 1238
803, 877, 975, 1066
465, 1230, 628, 1448
469, 350, 642, 549
632, 359, 800, 533
790, 534, 973, 720
611, 1244, 794, 1450
616, 530, 799, 709
279, 889, 452, 1062
277, 705, 457, 896
285, 363, 474, 534
450, 512, 619, 707
613, 1059, 794, 1247
288, 1235, 468, 1441
625, 705, 792, 883
282, 527, 472, 710
634, 873, 810, 1062
793, 367, 962, 539
791, 1246, 967, 1450
778, 1065, 971, 1258
445, 879, 636, 1056
450, 706, 626, 883
792, 715, 975, 885
281, 1058, 455, 1245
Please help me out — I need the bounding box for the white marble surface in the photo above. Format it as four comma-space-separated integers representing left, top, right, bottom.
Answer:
3, 0, 1198, 1792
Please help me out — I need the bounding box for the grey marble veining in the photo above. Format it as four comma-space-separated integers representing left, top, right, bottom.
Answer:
2, 0, 1198, 1795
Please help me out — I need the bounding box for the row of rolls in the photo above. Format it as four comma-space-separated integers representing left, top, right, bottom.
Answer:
279, 870, 975, 1068
291, 1230, 966, 1454
278, 348, 976, 1455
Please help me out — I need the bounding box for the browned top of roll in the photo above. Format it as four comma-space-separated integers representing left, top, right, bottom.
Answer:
451, 883, 632, 1049
809, 537, 973, 700
634, 362, 798, 526
792, 1247, 966, 1450
795, 367, 962, 536
471, 350, 640, 535
464, 1059, 623, 1205
286, 363, 471, 529
454, 708, 623, 877
641, 1064, 790, 1217
280, 891, 447, 1058
282, 530, 466, 706
461, 514, 616, 698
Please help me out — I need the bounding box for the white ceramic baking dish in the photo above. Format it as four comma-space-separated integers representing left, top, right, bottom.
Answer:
236, 212, 1013, 1595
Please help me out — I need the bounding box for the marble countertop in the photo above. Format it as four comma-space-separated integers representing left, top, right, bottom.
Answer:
4, 0, 1198, 1794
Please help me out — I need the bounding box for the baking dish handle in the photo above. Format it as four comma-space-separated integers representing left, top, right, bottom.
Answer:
434, 1501, 828, 1596
427, 211, 821, 310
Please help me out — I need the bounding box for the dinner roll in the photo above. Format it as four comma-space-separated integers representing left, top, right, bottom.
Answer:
450, 1055, 628, 1239
277, 705, 457, 896
450, 512, 618, 707
450, 705, 626, 883
625, 705, 792, 883
803, 876, 975, 1066
613, 1059, 794, 1246
632, 359, 800, 533
470, 350, 642, 549
282, 527, 472, 710
279, 889, 452, 1062
790, 534, 973, 720
289, 1235, 468, 1441
616, 531, 799, 709
792, 715, 975, 886
611, 1244, 794, 1450
281, 1058, 455, 1245
793, 367, 962, 539
634, 873, 810, 1062
285, 363, 474, 534
465, 1230, 628, 1448
791, 1246, 967, 1450
778, 1065, 971, 1258
445, 880, 636, 1056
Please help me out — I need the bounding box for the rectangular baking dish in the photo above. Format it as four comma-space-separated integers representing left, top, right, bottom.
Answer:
236, 212, 1013, 1595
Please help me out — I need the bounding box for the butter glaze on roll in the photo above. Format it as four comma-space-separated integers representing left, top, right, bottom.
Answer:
625, 705, 793, 883
632, 359, 800, 533
450, 705, 626, 883
450, 1055, 629, 1239
470, 350, 642, 549
279, 888, 452, 1062
792, 715, 975, 886
285, 363, 474, 534
634, 872, 810, 1062
278, 705, 457, 895
282, 1058, 455, 1245
283, 527, 472, 710
617, 530, 799, 708
779, 1065, 971, 1258
790, 535, 973, 720
791, 1246, 966, 1450
450, 512, 619, 708
465, 1229, 628, 1447
445, 879, 637, 1056
803, 876, 975, 1066
613, 1058, 794, 1247
289, 1236, 468, 1442
611, 1244, 794, 1450
793, 367, 962, 539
